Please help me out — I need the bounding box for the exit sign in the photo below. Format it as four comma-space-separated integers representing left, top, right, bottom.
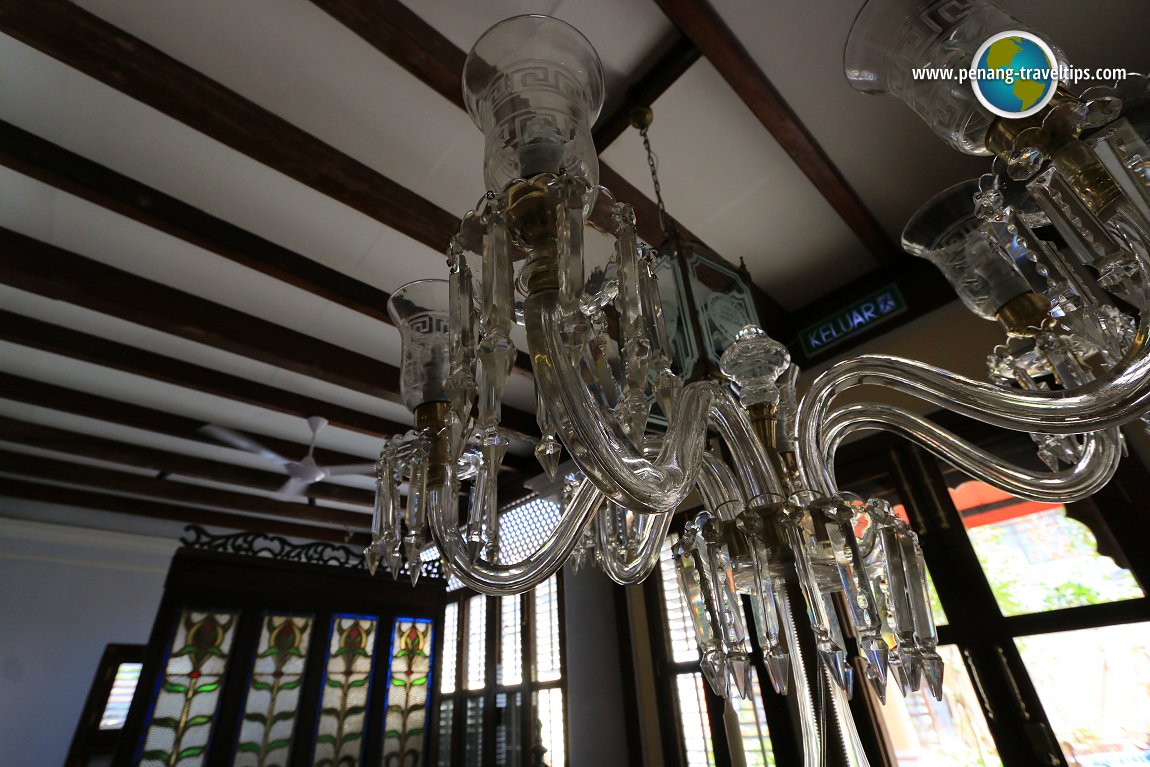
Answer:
799, 285, 907, 358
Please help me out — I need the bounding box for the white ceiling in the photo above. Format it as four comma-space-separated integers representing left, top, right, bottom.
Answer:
1, 0, 1144, 536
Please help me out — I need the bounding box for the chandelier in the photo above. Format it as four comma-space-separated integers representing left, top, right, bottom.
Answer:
363, 4, 1150, 765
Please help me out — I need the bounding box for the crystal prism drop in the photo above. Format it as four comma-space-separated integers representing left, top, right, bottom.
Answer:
765, 649, 790, 695
364, 540, 383, 576
700, 648, 728, 699
819, 645, 852, 693
726, 651, 751, 699
534, 434, 562, 479
865, 663, 888, 704
922, 652, 945, 701
859, 635, 889, 687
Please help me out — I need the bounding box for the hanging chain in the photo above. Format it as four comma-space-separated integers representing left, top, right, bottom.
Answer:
632, 106, 676, 240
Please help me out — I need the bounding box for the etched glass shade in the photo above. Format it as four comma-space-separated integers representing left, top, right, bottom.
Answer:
902, 180, 1030, 319
388, 279, 452, 411
463, 14, 605, 192
844, 0, 1064, 154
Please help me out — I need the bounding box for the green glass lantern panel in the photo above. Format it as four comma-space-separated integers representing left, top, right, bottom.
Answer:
312, 614, 377, 766
685, 244, 760, 365
140, 608, 238, 767
382, 617, 433, 766
654, 251, 699, 377
235, 613, 313, 766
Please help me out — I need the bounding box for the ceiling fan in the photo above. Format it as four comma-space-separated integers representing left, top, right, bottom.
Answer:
199, 416, 378, 496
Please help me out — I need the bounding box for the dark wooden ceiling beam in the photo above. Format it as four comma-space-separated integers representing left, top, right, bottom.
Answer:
0, 415, 375, 507
0, 120, 393, 324
0, 228, 540, 440
0, 449, 368, 529
307, 0, 791, 331
0, 120, 534, 377
652, 0, 902, 268
0, 371, 369, 468
0, 308, 411, 438
0, 477, 369, 546
0, 0, 458, 254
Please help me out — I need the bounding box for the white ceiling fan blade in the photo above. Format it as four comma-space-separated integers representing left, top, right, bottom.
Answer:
323, 463, 379, 476
277, 478, 312, 496
304, 416, 328, 459
198, 424, 291, 465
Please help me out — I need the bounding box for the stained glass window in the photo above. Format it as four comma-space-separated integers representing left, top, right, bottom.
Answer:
381, 618, 433, 765
313, 614, 377, 767
235, 613, 313, 766
140, 609, 238, 767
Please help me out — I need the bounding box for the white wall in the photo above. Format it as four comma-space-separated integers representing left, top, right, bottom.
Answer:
0, 513, 180, 766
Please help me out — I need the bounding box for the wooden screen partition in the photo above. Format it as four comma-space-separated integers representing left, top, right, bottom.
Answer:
114, 528, 446, 767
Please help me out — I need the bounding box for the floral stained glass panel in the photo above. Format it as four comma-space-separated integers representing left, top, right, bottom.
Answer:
235, 613, 313, 767
313, 615, 377, 767
140, 609, 238, 767
382, 618, 434, 766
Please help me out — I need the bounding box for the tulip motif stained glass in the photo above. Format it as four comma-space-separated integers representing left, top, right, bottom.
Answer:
382, 618, 434, 765
314, 615, 377, 767
140, 609, 238, 767
235, 613, 313, 767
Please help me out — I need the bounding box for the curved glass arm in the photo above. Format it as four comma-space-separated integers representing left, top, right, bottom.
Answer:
596, 509, 673, 585
428, 472, 605, 594
815, 403, 1122, 503
526, 289, 784, 513
797, 321, 1150, 482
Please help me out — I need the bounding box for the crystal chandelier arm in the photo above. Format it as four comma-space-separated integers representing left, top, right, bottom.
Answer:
427, 473, 605, 594
595, 510, 674, 584
526, 290, 763, 512
817, 403, 1122, 503
797, 322, 1150, 484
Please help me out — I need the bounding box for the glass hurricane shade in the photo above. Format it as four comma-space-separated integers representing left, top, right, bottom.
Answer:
387, 279, 452, 412
844, 0, 1067, 154
463, 14, 605, 192
902, 179, 1031, 320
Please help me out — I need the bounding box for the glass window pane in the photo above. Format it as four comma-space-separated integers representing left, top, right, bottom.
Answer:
675, 673, 716, 767
534, 576, 561, 682
464, 696, 484, 767
382, 618, 434, 765
534, 688, 566, 767
733, 668, 775, 767
495, 691, 523, 767
435, 699, 454, 767
500, 595, 522, 686
235, 613, 313, 766
949, 480, 1143, 616
874, 644, 1002, 766
659, 535, 700, 663
313, 615, 378, 767
441, 602, 459, 695
1015, 623, 1150, 766
99, 661, 142, 730
141, 609, 238, 767
465, 596, 486, 691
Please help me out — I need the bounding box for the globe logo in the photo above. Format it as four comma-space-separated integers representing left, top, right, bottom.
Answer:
970, 31, 1059, 119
